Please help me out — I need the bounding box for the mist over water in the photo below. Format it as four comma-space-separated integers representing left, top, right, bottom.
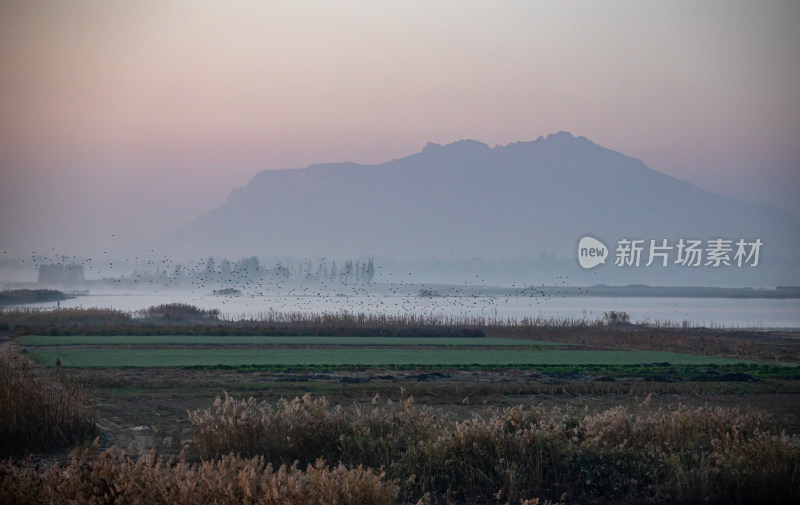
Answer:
3, 248, 799, 329
17, 290, 800, 330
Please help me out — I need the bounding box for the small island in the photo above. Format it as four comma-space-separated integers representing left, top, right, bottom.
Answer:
0, 289, 72, 305
212, 288, 242, 296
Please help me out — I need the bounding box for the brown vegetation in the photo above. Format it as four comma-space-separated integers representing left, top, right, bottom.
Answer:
1, 307, 133, 332
0, 351, 95, 457
136, 303, 221, 322
188, 393, 800, 504
0, 447, 396, 505
2, 306, 799, 504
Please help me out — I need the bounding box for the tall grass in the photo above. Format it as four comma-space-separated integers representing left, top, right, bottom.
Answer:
1, 306, 133, 333
189, 394, 800, 504
0, 447, 396, 505
135, 303, 221, 322
0, 351, 95, 456
189, 393, 433, 471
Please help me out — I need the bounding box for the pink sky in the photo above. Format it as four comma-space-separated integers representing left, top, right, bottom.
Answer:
1, 1, 798, 257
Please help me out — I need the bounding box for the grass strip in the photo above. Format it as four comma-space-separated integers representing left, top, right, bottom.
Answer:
29, 347, 747, 368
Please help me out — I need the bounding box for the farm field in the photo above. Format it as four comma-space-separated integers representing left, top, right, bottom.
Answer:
23, 334, 751, 368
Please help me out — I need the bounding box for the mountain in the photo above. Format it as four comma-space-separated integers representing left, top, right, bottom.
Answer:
160, 132, 800, 267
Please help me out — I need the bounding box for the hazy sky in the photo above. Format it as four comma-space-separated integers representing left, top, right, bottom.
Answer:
1, 0, 798, 258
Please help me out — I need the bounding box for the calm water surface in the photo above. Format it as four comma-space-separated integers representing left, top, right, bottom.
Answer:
19, 291, 800, 329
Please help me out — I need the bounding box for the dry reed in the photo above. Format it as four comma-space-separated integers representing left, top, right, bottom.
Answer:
0, 446, 396, 505
0, 351, 95, 457
190, 394, 800, 504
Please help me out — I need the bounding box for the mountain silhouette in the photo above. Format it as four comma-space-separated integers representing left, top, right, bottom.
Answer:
160, 132, 800, 262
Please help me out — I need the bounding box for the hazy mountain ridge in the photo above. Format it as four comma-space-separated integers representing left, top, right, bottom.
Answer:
161, 132, 800, 264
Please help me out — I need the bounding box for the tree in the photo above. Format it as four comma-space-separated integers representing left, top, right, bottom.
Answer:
366, 258, 375, 283
205, 256, 217, 278
603, 311, 630, 326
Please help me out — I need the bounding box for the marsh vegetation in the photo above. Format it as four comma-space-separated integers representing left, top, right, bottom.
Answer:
1, 306, 799, 503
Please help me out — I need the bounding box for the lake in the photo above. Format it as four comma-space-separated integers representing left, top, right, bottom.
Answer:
16, 290, 800, 329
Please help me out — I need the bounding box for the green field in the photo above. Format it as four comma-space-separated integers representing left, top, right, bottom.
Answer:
27, 347, 745, 369
21, 334, 757, 368
17, 335, 563, 347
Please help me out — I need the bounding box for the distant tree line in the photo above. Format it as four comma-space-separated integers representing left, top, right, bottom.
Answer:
297, 258, 375, 284
120, 256, 377, 287
195, 256, 376, 284
37, 264, 85, 285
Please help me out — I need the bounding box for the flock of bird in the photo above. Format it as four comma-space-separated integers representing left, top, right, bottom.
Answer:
1, 247, 591, 321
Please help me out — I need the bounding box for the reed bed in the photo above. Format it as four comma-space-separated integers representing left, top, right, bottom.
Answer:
1, 306, 133, 331
190, 394, 800, 504
4, 305, 799, 360
0, 447, 396, 505
0, 351, 95, 457
237, 309, 603, 332
134, 303, 221, 321
189, 393, 434, 471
